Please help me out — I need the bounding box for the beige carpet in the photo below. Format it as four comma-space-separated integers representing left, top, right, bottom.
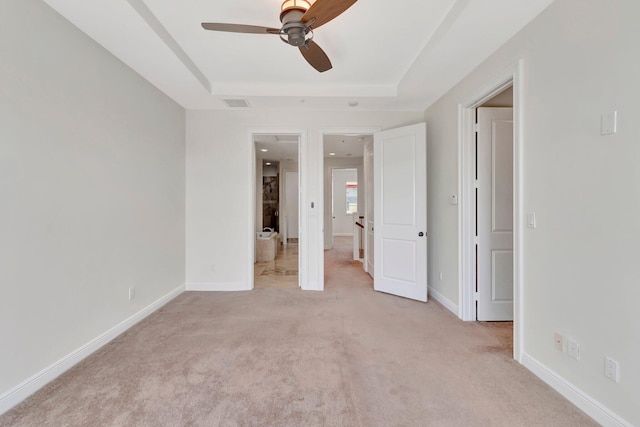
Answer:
0, 238, 596, 426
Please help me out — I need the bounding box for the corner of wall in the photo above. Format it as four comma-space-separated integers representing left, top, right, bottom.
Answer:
0, 284, 185, 416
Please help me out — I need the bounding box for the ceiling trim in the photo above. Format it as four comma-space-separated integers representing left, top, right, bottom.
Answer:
126, 0, 211, 93
210, 82, 397, 98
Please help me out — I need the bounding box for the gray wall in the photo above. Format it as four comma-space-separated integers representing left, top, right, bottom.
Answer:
425, 0, 639, 423
0, 0, 186, 401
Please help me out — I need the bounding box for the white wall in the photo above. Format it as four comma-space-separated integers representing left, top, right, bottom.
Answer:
284, 171, 299, 239
323, 158, 364, 249
424, 0, 639, 424
255, 157, 263, 233
0, 0, 185, 406
186, 110, 422, 291
364, 140, 374, 276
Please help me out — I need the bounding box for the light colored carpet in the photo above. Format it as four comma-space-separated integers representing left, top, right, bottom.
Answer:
0, 238, 596, 426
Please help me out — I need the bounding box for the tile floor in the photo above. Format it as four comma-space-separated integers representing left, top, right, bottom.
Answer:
254, 241, 299, 289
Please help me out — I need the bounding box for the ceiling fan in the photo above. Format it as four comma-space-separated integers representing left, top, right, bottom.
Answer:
201, 0, 357, 73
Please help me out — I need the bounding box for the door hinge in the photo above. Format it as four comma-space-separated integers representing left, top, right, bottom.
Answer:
473, 179, 479, 189
473, 236, 479, 245
474, 291, 479, 301
474, 123, 480, 133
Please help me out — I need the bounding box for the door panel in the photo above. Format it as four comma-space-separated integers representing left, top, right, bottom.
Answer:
492, 120, 514, 232
382, 138, 416, 226
382, 239, 417, 283
492, 250, 514, 301
477, 108, 513, 320
374, 123, 427, 302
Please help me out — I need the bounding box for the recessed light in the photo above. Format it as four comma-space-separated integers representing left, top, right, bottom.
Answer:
329, 152, 336, 156
260, 149, 268, 152
346, 153, 352, 157
266, 162, 272, 166
348, 101, 359, 107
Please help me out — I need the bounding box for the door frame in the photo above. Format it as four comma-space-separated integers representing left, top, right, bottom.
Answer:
248, 128, 305, 290
317, 127, 381, 291
458, 61, 524, 361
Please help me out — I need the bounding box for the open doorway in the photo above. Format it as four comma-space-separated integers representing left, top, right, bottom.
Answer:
253, 134, 300, 289
321, 133, 372, 289
458, 62, 523, 361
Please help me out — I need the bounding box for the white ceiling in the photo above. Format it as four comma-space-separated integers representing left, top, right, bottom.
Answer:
254, 134, 370, 162
42, 0, 554, 111
255, 135, 299, 163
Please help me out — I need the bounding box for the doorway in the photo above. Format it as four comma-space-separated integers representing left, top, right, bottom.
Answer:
253, 134, 300, 289
458, 62, 523, 361
318, 125, 427, 300
331, 168, 358, 239
476, 103, 513, 321
320, 132, 373, 288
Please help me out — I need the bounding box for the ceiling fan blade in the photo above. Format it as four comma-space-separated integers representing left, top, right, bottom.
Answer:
301, 0, 357, 29
201, 23, 280, 34
299, 41, 332, 73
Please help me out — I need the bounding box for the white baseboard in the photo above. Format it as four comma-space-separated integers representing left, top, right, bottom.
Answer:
186, 282, 250, 291
0, 283, 185, 416
428, 286, 458, 315
521, 353, 631, 427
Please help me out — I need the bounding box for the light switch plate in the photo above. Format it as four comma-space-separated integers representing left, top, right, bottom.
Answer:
527, 213, 537, 229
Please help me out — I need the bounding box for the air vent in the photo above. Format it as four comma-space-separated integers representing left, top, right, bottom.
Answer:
223, 98, 250, 108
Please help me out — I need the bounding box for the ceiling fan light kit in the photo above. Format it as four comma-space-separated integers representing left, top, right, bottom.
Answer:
280, 0, 313, 17
201, 0, 357, 72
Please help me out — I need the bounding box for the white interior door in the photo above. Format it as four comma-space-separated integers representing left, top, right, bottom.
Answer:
285, 171, 299, 240
373, 123, 427, 302
477, 108, 513, 321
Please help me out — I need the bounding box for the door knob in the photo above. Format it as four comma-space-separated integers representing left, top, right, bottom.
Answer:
418, 232, 425, 237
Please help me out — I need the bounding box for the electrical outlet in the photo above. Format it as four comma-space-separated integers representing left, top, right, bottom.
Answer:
554, 332, 564, 352
128, 287, 136, 301
601, 110, 618, 135
567, 338, 580, 360
605, 357, 619, 382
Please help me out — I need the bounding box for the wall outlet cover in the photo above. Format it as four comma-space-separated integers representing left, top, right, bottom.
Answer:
567, 338, 580, 360
601, 110, 618, 135
605, 356, 620, 382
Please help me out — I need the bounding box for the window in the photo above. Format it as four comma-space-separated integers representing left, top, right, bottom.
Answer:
346, 182, 358, 214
